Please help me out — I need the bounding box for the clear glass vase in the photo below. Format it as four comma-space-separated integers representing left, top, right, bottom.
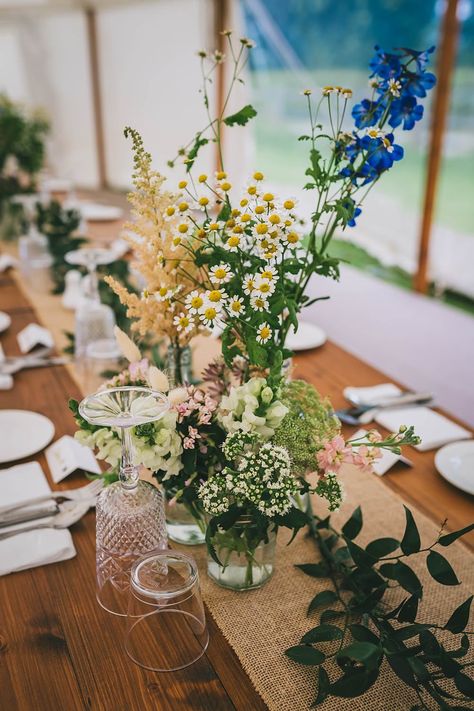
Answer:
165, 498, 206, 545
207, 519, 277, 591
166, 342, 192, 386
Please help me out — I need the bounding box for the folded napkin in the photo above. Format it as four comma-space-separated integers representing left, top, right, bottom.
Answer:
375, 407, 472, 451
0, 462, 76, 576
0, 254, 17, 272
343, 383, 402, 406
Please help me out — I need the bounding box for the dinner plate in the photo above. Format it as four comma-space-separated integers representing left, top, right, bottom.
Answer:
0, 410, 55, 464
435, 440, 474, 495
0, 311, 11, 333
80, 203, 124, 222
286, 321, 327, 351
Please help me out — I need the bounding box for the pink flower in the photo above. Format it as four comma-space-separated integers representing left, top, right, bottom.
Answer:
353, 444, 383, 473
168, 496, 177, 507
199, 444, 208, 454
317, 435, 353, 474
367, 429, 382, 443
129, 358, 149, 381
183, 437, 195, 449
188, 426, 201, 440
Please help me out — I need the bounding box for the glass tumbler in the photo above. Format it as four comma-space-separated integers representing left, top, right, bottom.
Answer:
125, 551, 209, 672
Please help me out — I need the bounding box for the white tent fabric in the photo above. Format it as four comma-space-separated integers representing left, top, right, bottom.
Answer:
0, 0, 253, 189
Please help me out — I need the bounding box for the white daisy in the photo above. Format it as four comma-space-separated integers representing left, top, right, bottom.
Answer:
205, 288, 227, 305
256, 322, 272, 344
173, 312, 194, 334
210, 263, 233, 284
250, 294, 269, 312
255, 277, 275, 297
185, 290, 205, 314
199, 304, 222, 327
243, 276, 256, 295
259, 265, 278, 282
154, 285, 175, 302
225, 234, 242, 252
388, 78, 402, 97
228, 296, 245, 316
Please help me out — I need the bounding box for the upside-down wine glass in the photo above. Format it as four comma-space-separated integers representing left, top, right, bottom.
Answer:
79, 386, 170, 616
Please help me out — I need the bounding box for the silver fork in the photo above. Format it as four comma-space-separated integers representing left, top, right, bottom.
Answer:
0, 501, 92, 541
0, 478, 104, 516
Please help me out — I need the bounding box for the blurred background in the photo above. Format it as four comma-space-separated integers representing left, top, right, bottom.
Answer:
0, 0, 473, 421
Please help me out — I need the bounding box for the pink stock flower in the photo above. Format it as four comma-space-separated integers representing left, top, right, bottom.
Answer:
188, 426, 201, 440
352, 444, 383, 473
367, 429, 383, 443
317, 435, 353, 473
183, 437, 195, 449
129, 358, 149, 381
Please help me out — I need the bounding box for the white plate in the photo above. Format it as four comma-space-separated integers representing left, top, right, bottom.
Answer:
0, 311, 11, 333
435, 440, 474, 496
286, 321, 327, 351
0, 410, 55, 464
80, 203, 123, 222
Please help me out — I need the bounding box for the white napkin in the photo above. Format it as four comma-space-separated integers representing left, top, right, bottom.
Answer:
351, 429, 412, 476
0, 462, 76, 576
375, 407, 472, 452
17, 323, 54, 353
344, 383, 402, 406
0, 254, 17, 272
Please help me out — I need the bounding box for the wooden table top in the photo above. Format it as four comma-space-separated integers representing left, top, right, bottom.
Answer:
1, 240, 473, 710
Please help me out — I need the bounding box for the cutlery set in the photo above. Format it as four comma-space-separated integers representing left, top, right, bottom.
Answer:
334, 390, 434, 425
0, 346, 69, 375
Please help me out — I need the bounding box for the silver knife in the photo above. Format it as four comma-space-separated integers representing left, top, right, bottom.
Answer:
0, 502, 59, 528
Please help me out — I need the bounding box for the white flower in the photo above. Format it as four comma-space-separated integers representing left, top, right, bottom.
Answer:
205, 288, 227, 305
256, 322, 272, 344
258, 265, 278, 282
388, 78, 402, 97
154, 285, 175, 302
173, 312, 194, 334
250, 294, 269, 312
185, 290, 205, 314
113, 325, 141, 363
224, 234, 242, 252
210, 263, 232, 284
199, 304, 222, 327
258, 239, 282, 261
228, 296, 245, 316
243, 276, 256, 295
255, 277, 275, 297
366, 127, 385, 140
147, 365, 170, 393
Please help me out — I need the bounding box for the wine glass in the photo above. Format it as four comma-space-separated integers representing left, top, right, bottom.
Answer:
79, 386, 170, 616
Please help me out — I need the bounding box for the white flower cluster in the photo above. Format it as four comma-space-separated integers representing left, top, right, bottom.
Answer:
75, 410, 183, 477
199, 441, 298, 518
218, 377, 288, 439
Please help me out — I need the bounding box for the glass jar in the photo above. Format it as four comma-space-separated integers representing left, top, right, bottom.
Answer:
166, 342, 192, 386
165, 498, 206, 546
206, 518, 277, 591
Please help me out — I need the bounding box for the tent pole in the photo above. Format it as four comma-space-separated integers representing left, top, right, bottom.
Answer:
213, 0, 230, 173
85, 6, 107, 189
414, 0, 460, 293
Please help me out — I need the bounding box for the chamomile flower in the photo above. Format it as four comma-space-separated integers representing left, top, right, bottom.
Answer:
250, 294, 269, 312
185, 290, 205, 314
366, 127, 385, 140
164, 206, 176, 220
243, 276, 256, 295
256, 322, 272, 344
238, 212, 252, 223
199, 304, 222, 327
205, 288, 227, 305
225, 234, 242, 252
155, 285, 175, 302
283, 199, 296, 211
210, 263, 233, 284
207, 220, 224, 233
255, 277, 275, 297
388, 78, 402, 97
177, 221, 190, 234
259, 239, 282, 261
173, 312, 194, 334
259, 265, 278, 281
254, 222, 268, 236
228, 296, 245, 316
171, 235, 183, 250
285, 231, 300, 245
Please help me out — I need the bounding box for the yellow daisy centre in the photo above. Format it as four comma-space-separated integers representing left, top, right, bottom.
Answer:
199, 197, 209, 206
261, 269, 274, 280
240, 213, 251, 222
173, 237, 182, 246
258, 281, 271, 294
158, 287, 168, 297
204, 307, 217, 320
190, 296, 203, 309
216, 171, 227, 180
256, 223, 268, 235
262, 192, 274, 202
166, 207, 176, 216
287, 232, 299, 244
240, 198, 249, 207
245, 279, 255, 291
198, 174, 207, 183
283, 200, 295, 210
231, 300, 242, 312
178, 180, 187, 189
268, 213, 280, 225
247, 185, 257, 195
178, 223, 189, 234
179, 316, 190, 328
259, 326, 271, 340
231, 208, 241, 217
208, 290, 223, 302
214, 268, 227, 280
254, 297, 266, 309
179, 202, 189, 212
255, 205, 265, 215
253, 171, 264, 181
209, 222, 219, 231
227, 236, 240, 248
220, 181, 232, 192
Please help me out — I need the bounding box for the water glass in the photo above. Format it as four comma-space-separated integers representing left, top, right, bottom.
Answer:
84, 338, 122, 392
125, 551, 209, 671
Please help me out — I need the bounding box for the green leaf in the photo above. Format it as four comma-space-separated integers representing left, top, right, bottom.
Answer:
426, 550, 460, 586
296, 562, 329, 578
301, 624, 343, 643
346, 539, 376, 569
349, 624, 380, 645
379, 560, 423, 598
393, 623, 431, 641
386, 654, 417, 689
330, 669, 379, 698
365, 537, 399, 559
438, 522, 474, 547
397, 595, 419, 623
285, 645, 326, 666
337, 642, 382, 672
312, 667, 330, 707
320, 609, 344, 624
445, 596, 473, 634
223, 104, 257, 127
342, 505, 363, 540
454, 671, 474, 697
308, 590, 338, 614
400, 506, 421, 555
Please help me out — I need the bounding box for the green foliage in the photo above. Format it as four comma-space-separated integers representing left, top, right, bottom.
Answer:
36, 200, 86, 292
285, 506, 474, 708
223, 104, 257, 127
272, 380, 339, 475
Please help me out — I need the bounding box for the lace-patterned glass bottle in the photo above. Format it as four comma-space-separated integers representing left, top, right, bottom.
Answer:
79, 386, 169, 616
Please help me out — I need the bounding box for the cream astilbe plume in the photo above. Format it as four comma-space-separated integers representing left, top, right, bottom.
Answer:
105, 127, 205, 345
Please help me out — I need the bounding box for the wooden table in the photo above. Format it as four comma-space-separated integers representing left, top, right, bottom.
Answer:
1, 248, 473, 710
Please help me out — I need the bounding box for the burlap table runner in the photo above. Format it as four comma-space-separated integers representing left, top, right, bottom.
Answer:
185, 465, 474, 711
6, 247, 474, 710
